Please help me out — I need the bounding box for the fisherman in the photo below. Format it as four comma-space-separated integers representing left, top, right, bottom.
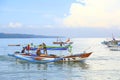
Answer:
26, 44, 30, 54
60, 42, 64, 46
68, 45, 73, 55
42, 43, 48, 55
36, 45, 42, 56
36, 47, 41, 56
21, 47, 26, 53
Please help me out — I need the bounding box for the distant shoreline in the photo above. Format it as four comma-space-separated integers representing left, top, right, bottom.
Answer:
0, 33, 63, 38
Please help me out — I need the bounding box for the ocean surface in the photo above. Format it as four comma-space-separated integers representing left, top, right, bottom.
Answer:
0, 38, 120, 80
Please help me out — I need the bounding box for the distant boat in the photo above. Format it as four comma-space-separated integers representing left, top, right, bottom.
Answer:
53, 42, 73, 45
8, 52, 92, 63
101, 35, 120, 47
109, 46, 120, 51
105, 40, 120, 47
53, 38, 73, 46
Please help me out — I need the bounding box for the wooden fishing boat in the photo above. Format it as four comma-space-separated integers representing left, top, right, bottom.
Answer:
34, 52, 92, 62
8, 52, 92, 63
53, 41, 73, 44
53, 38, 73, 45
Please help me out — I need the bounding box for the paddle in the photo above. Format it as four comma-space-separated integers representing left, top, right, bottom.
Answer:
8, 44, 21, 46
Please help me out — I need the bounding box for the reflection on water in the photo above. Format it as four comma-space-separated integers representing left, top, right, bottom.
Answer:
14, 61, 90, 80
15, 61, 89, 71
54, 61, 89, 70
15, 61, 48, 70
37, 64, 48, 70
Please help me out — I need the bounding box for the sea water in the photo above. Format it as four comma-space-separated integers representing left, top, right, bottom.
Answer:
0, 38, 120, 80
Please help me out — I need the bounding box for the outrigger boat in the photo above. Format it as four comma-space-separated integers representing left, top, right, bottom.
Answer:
8, 52, 92, 63
53, 42, 73, 45
101, 34, 120, 47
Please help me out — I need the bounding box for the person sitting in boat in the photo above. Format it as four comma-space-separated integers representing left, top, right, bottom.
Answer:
60, 42, 64, 46
26, 44, 30, 54
21, 47, 26, 53
42, 43, 48, 55
36, 45, 42, 56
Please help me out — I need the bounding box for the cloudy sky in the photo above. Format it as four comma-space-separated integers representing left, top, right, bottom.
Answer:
0, 0, 120, 37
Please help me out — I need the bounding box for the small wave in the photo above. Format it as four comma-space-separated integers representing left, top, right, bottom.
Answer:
0, 70, 42, 75
0, 55, 14, 62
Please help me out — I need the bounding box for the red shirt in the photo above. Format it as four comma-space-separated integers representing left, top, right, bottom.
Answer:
26, 45, 30, 50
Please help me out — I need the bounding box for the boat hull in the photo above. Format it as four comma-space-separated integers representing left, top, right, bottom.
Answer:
8, 53, 62, 63
8, 52, 92, 63
61, 52, 92, 62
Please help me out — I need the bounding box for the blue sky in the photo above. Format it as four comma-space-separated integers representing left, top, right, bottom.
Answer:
0, 0, 120, 37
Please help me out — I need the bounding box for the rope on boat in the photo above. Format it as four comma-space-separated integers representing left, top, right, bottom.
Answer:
82, 40, 101, 53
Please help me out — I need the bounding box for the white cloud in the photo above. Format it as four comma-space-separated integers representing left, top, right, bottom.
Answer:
8, 22, 22, 28
63, 0, 120, 28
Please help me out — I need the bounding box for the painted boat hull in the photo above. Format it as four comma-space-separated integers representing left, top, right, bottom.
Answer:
8, 53, 62, 63
61, 52, 92, 62
8, 52, 92, 63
